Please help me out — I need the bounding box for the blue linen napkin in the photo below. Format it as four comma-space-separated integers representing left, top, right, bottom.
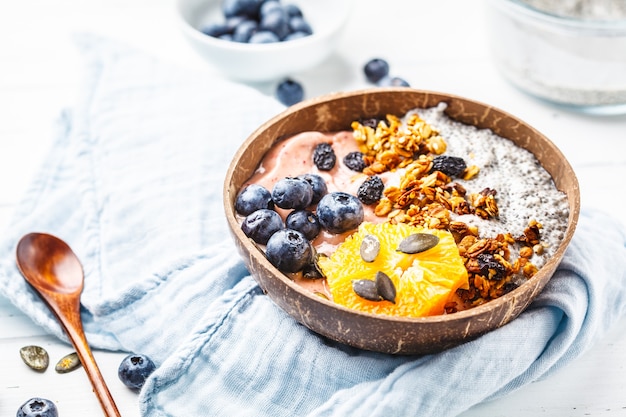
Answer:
1, 35, 626, 417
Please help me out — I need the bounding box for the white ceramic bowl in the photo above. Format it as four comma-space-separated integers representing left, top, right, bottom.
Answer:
176, 0, 353, 82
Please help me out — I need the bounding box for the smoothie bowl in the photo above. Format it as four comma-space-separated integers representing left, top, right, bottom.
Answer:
223, 88, 580, 355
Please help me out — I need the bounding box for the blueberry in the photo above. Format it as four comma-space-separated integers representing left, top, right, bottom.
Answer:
286, 210, 321, 240
16, 398, 58, 417
118, 353, 156, 390
312, 142, 336, 171
284, 31, 310, 41
377, 76, 410, 87
288, 16, 312, 35
241, 209, 284, 244
260, 0, 282, 18
201, 22, 231, 38
357, 175, 384, 205
272, 177, 313, 209
235, 184, 274, 216
431, 155, 467, 177
316, 192, 364, 234
343, 151, 367, 172
364, 58, 390, 83
297, 173, 327, 204
222, 0, 264, 19
265, 229, 313, 273
283, 4, 304, 18
249, 30, 280, 43
232, 19, 258, 42
260, 9, 289, 39
276, 78, 304, 106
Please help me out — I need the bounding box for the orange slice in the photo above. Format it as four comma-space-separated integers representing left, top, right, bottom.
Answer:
318, 222, 468, 317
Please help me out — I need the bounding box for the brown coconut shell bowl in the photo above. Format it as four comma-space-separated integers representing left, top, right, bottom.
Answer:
223, 88, 580, 355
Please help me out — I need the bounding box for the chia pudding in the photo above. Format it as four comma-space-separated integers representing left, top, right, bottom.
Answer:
236, 103, 570, 314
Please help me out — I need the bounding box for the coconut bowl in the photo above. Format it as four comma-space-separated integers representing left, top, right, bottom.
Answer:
223, 88, 580, 355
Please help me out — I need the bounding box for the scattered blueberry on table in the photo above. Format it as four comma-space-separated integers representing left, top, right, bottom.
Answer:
117, 353, 156, 390
202, 0, 314, 44
276, 78, 304, 106
363, 57, 410, 87
363, 58, 390, 83
16, 397, 58, 417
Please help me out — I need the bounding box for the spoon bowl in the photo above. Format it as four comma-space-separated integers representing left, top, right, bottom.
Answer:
16, 232, 121, 417
16, 233, 83, 294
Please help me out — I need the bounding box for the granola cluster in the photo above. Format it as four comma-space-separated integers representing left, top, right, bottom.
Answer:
351, 114, 546, 311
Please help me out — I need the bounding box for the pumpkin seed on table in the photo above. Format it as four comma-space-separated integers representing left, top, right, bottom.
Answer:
55, 352, 81, 373
19, 345, 49, 372
397, 233, 440, 254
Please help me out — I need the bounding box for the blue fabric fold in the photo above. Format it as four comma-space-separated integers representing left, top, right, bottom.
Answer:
1, 35, 625, 417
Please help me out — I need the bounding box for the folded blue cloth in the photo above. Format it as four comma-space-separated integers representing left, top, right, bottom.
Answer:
1, 35, 626, 417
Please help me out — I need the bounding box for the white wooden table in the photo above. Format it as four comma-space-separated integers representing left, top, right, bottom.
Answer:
1, 0, 626, 416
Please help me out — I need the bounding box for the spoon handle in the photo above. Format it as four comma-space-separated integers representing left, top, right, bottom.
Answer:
64, 322, 122, 417
48, 296, 122, 417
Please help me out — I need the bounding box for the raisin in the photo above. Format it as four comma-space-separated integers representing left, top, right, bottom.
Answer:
357, 176, 384, 205
313, 143, 336, 171
359, 117, 384, 129
476, 253, 507, 281
431, 155, 467, 177
343, 151, 367, 172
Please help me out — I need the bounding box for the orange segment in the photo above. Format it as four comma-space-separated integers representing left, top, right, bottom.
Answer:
318, 222, 468, 317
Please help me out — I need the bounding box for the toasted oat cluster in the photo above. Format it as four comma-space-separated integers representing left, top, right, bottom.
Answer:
350, 112, 556, 311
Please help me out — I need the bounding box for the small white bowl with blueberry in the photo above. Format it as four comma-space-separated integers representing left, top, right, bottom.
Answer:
176, 0, 353, 82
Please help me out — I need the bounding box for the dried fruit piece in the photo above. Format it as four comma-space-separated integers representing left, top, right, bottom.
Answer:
476, 253, 507, 281
312, 142, 336, 171
19, 346, 49, 372
397, 233, 440, 254
343, 151, 367, 172
357, 175, 384, 205
55, 352, 81, 374
431, 155, 467, 177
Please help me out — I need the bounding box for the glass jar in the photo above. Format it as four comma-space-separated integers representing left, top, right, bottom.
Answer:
486, 0, 626, 115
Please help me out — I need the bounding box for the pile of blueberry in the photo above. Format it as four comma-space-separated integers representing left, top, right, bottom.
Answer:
202, 0, 313, 44
363, 58, 410, 87
236, 141, 385, 274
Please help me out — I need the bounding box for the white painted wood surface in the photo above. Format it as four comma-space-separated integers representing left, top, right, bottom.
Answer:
1, 0, 626, 415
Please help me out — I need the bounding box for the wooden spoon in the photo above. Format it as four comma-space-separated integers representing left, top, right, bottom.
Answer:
16, 232, 121, 417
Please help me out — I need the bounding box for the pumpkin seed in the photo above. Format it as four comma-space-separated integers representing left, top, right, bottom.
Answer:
360, 234, 380, 262
313, 291, 330, 300
352, 279, 381, 301
397, 233, 439, 254
55, 352, 81, 373
19, 345, 49, 372
375, 271, 396, 303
